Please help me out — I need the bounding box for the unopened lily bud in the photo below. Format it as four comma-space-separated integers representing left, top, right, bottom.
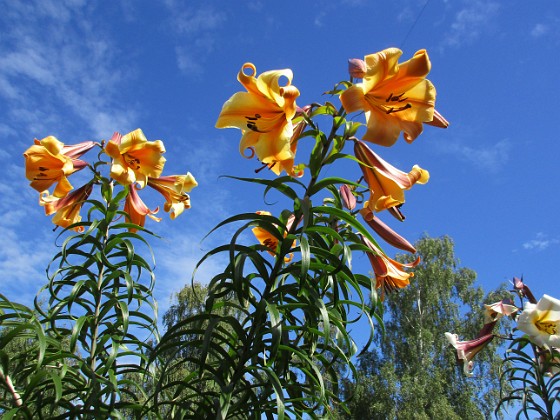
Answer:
513, 277, 538, 304
339, 184, 356, 210
348, 58, 366, 78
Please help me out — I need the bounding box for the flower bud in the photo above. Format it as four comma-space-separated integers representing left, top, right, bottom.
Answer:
339, 184, 356, 210
348, 58, 366, 78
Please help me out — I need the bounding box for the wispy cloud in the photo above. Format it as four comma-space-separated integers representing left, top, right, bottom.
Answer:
437, 138, 510, 172
163, 3, 227, 76
441, 1, 500, 48
522, 232, 560, 251
0, 1, 137, 139
531, 23, 550, 38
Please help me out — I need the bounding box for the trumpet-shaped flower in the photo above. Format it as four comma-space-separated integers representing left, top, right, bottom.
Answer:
483, 299, 519, 324
517, 294, 560, 349
252, 211, 296, 262
354, 140, 428, 219
124, 185, 161, 232
340, 48, 437, 146
360, 234, 419, 300
105, 129, 166, 188
147, 173, 198, 220
24, 136, 95, 198
445, 332, 495, 377
39, 183, 93, 232
215, 63, 301, 176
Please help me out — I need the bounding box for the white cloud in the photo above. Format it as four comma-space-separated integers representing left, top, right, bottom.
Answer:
163, 4, 227, 76
172, 6, 226, 35
442, 1, 500, 48
0, 0, 137, 138
175, 47, 204, 75
438, 139, 510, 172
531, 23, 549, 38
522, 233, 560, 251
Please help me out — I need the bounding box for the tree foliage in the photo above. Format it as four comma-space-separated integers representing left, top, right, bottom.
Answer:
341, 235, 512, 419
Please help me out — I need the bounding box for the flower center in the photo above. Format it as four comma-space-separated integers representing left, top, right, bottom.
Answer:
263, 238, 277, 250
385, 93, 412, 114
245, 113, 265, 133
124, 154, 141, 170
34, 166, 59, 181
535, 320, 558, 335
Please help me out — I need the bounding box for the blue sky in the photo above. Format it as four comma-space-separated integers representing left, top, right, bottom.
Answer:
1, 0, 559, 325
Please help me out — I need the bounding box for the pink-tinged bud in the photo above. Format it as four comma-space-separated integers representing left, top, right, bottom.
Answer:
348, 58, 366, 78
513, 276, 538, 304
339, 184, 356, 210
360, 208, 416, 253
425, 109, 449, 128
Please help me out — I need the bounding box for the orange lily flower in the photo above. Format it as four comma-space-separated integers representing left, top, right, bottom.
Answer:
360, 234, 419, 301
340, 48, 436, 146
105, 129, 166, 188
147, 173, 198, 220
24, 136, 95, 198
39, 183, 93, 232
354, 140, 428, 219
215, 63, 301, 176
252, 211, 296, 262
123, 185, 161, 232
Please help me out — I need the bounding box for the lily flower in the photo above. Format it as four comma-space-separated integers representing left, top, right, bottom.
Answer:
105, 129, 166, 188
359, 208, 416, 253
360, 234, 419, 301
517, 294, 560, 349
24, 136, 95, 198
147, 173, 198, 220
445, 332, 495, 377
340, 48, 437, 147
354, 140, 429, 219
474, 299, 519, 337
252, 211, 296, 262
483, 299, 519, 324
123, 185, 161, 232
215, 63, 301, 176
39, 183, 93, 232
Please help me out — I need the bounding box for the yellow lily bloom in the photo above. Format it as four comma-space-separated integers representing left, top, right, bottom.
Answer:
341, 48, 436, 146
354, 140, 428, 218
360, 234, 419, 301
215, 63, 301, 176
39, 183, 93, 232
147, 173, 198, 220
124, 185, 161, 232
24, 136, 94, 198
252, 211, 295, 262
105, 129, 166, 188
